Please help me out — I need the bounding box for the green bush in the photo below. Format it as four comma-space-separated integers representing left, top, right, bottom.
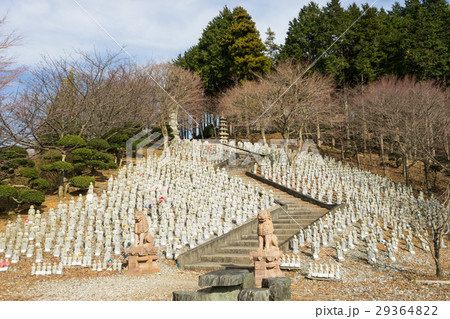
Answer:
41, 161, 74, 173
151, 124, 174, 139
107, 134, 129, 147
70, 176, 95, 189
0, 146, 28, 160
86, 160, 109, 170
434, 155, 449, 164
344, 150, 355, 158
1, 161, 19, 170
30, 177, 50, 190
87, 138, 110, 150
73, 162, 87, 173
72, 148, 94, 160
93, 151, 112, 162
18, 190, 45, 205
57, 135, 86, 148
19, 167, 39, 179
0, 185, 19, 199
11, 158, 35, 167
202, 124, 214, 139
42, 150, 63, 160
108, 161, 118, 169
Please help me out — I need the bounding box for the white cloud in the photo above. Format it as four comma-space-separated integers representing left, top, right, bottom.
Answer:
0, 0, 398, 67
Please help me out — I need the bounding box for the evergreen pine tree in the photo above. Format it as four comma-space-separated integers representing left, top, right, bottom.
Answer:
174, 6, 234, 95
222, 7, 271, 82
264, 27, 280, 63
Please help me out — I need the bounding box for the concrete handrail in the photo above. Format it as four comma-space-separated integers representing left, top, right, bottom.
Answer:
245, 171, 338, 210
243, 171, 349, 252
177, 205, 285, 268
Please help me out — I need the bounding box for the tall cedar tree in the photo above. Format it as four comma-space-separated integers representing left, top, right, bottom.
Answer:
393, 0, 449, 86
175, 6, 270, 95
280, 0, 449, 87
174, 7, 234, 95
222, 7, 271, 83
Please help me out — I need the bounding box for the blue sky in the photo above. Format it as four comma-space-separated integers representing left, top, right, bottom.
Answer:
1, 0, 398, 68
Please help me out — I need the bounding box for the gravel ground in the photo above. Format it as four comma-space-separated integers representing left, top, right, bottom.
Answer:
1, 198, 448, 301
1, 241, 448, 301
288, 239, 450, 301
0, 259, 202, 301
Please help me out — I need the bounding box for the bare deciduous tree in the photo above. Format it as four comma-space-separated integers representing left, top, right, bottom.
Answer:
355, 76, 449, 188
146, 63, 204, 148
220, 59, 334, 146
0, 16, 26, 148
18, 50, 155, 151
411, 188, 450, 278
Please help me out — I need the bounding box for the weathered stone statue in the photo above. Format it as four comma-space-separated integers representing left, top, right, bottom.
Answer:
250, 210, 284, 286
123, 211, 160, 275
257, 210, 278, 250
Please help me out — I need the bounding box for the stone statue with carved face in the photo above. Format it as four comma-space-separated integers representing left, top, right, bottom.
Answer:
257, 210, 279, 251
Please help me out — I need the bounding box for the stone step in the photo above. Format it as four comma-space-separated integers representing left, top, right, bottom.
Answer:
271, 222, 305, 228
275, 212, 322, 217
241, 234, 294, 241
231, 240, 259, 247
284, 205, 326, 210
181, 168, 332, 271
218, 246, 256, 254
201, 253, 252, 264
250, 228, 304, 235
183, 262, 252, 271
275, 216, 324, 223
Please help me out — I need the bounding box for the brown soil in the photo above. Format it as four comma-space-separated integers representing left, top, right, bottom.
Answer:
0, 145, 448, 301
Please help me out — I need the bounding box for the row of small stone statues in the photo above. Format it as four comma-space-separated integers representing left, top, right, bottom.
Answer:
0, 140, 275, 275
29, 258, 123, 275
308, 262, 341, 279
289, 203, 430, 265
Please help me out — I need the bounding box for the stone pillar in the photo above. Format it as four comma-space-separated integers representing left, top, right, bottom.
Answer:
169, 109, 180, 142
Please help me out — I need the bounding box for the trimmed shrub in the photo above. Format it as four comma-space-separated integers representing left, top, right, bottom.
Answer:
11, 158, 35, 167
19, 167, 39, 179
73, 162, 87, 173
1, 161, 19, 170
41, 161, 74, 173
70, 176, 95, 189
85, 160, 109, 170
42, 150, 63, 160
18, 190, 45, 205
108, 161, 118, 169
107, 134, 129, 146
151, 124, 174, 139
72, 148, 94, 161
0, 146, 28, 160
57, 135, 86, 148
0, 185, 19, 199
93, 151, 112, 162
388, 152, 402, 161
87, 138, 110, 150
30, 177, 50, 190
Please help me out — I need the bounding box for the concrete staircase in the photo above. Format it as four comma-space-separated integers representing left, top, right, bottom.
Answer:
180, 167, 329, 271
